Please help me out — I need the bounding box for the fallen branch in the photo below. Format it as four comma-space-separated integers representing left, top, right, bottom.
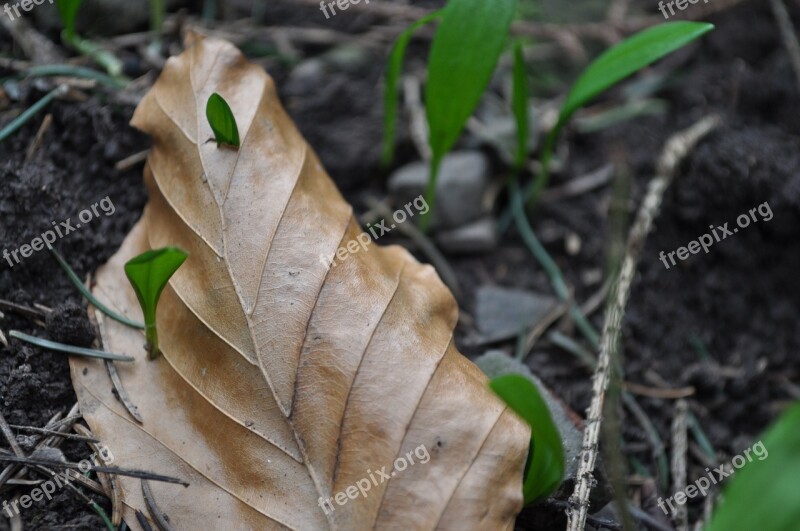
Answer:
566, 115, 720, 531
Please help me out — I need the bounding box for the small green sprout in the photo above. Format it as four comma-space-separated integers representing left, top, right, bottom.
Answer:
206, 93, 240, 148
55, 0, 126, 80
55, 0, 83, 42
526, 21, 715, 207
383, 0, 517, 232
490, 374, 565, 505
124, 247, 188, 360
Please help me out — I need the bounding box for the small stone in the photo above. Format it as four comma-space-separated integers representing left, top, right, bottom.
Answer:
388, 151, 491, 230
435, 217, 497, 254
285, 59, 326, 97
321, 45, 372, 74
474, 285, 560, 343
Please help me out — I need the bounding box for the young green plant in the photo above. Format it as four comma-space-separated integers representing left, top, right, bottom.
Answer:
206, 92, 240, 148
55, 0, 126, 80
526, 21, 714, 208
490, 374, 565, 504
383, 0, 517, 232
124, 247, 188, 360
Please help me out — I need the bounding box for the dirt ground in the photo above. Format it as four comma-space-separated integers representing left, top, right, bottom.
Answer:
0, 0, 798, 529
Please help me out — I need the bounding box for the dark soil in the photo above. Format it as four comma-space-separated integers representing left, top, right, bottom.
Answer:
0, 0, 798, 529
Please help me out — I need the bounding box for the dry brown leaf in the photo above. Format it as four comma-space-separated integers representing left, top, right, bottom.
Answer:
69, 34, 529, 530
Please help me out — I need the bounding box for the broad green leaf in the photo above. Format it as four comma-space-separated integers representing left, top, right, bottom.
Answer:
490, 374, 565, 504
206, 92, 240, 148
55, 0, 85, 40
124, 247, 188, 360
560, 21, 714, 125
426, 0, 516, 159
420, 0, 516, 232
381, 10, 443, 169
512, 41, 529, 172
706, 403, 800, 531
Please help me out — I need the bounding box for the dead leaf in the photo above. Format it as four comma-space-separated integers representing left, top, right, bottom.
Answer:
69, 34, 529, 530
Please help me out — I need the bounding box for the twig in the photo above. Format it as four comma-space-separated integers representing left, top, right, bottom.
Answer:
0, 299, 46, 320
768, 0, 800, 92
0, 453, 189, 486
0, 15, 65, 64
142, 479, 175, 531
624, 382, 695, 399
566, 115, 720, 531
75, 423, 122, 526
0, 410, 25, 459
670, 399, 689, 531
24, 113, 52, 163
8, 424, 98, 442
115, 149, 150, 171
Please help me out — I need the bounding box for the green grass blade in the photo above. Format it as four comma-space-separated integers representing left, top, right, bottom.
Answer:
124, 247, 188, 359
512, 41, 529, 172
381, 10, 443, 169
490, 374, 565, 504
9, 330, 134, 362
49, 248, 145, 329
206, 93, 240, 148
55, 0, 84, 40
560, 22, 714, 124
706, 404, 800, 531
527, 21, 714, 207
0, 85, 66, 143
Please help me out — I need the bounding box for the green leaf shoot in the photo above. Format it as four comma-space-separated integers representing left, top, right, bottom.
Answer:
705, 403, 800, 531
381, 10, 443, 169
528, 21, 714, 206
55, 0, 84, 41
490, 374, 565, 504
421, 0, 517, 231
124, 247, 188, 360
206, 92, 240, 148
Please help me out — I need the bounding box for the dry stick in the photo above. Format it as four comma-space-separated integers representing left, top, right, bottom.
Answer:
8, 424, 98, 443
768, 0, 800, 92
24, 113, 52, 163
670, 399, 689, 531
0, 410, 25, 459
566, 115, 720, 531
75, 423, 122, 526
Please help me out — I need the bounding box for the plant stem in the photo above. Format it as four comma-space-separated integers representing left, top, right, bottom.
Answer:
145, 324, 159, 360
419, 154, 442, 233
0, 85, 66, 143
